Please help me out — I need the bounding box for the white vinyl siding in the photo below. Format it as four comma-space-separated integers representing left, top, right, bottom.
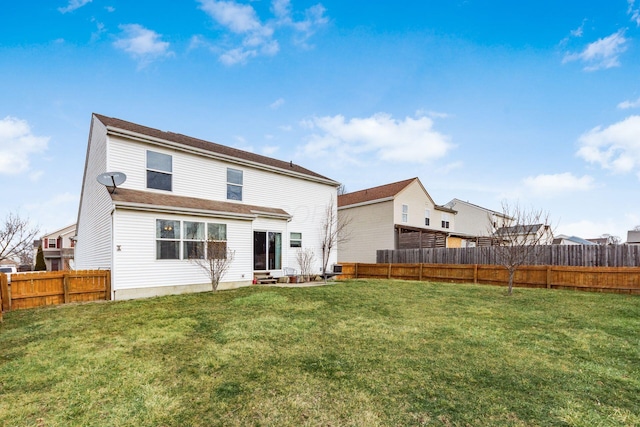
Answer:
338, 200, 394, 263
112, 210, 253, 293
75, 117, 114, 270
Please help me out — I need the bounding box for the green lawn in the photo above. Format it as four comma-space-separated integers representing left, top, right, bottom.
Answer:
1, 280, 639, 427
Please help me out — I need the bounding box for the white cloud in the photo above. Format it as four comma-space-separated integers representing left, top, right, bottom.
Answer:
113, 24, 174, 67
0, 116, 49, 175
628, 0, 640, 26
105, 6, 115, 12
563, 30, 627, 71
270, 98, 285, 109
58, 0, 92, 13
523, 173, 595, 196
577, 115, 640, 175
299, 113, 453, 164
197, 0, 327, 65
618, 97, 640, 109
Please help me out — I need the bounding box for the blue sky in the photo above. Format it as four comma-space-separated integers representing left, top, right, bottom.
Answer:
1, 0, 640, 240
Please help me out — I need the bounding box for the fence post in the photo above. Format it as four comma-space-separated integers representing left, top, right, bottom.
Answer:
546, 266, 551, 289
63, 272, 70, 304
473, 264, 478, 283
0, 273, 9, 312
106, 270, 112, 300
388, 263, 392, 280
355, 263, 358, 279
419, 263, 423, 281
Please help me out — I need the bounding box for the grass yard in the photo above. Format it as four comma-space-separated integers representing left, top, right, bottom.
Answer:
1, 280, 639, 427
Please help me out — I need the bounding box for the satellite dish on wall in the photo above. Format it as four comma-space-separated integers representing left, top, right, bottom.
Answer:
96, 172, 127, 194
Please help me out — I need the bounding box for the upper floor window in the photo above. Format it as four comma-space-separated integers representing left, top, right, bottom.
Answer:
425, 209, 431, 226
290, 232, 302, 248
227, 168, 243, 201
47, 238, 57, 249
442, 213, 450, 229
147, 151, 172, 191
402, 204, 408, 223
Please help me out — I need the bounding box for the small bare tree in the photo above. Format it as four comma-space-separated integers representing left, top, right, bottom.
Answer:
296, 248, 315, 282
319, 198, 351, 282
190, 239, 235, 291
487, 201, 552, 296
0, 213, 39, 264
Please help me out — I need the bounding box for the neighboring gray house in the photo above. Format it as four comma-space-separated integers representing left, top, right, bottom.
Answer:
494, 224, 554, 246
443, 198, 511, 238
627, 230, 640, 245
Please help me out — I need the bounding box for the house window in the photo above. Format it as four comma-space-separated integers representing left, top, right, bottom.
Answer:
290, 232, 302, 248
207, 223, 227, 259
184, 221, 205, 259
425, 209, 431, 226
156, 219, 180, 259
441, 213, 450, 229
402, 204, 408, 223
147, 151, 172, 191
227, 168, 243, 201
47, 238, 57, 249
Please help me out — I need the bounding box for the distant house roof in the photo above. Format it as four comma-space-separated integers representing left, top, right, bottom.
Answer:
109, 187, 290, 220
627, 230, 640, 244
93, 113, 337, 185
553, 235, 597, 245
494, 224, 545, 236
337, 177, 455, 212
444, 198, 511, 218
337, 178, 416, 207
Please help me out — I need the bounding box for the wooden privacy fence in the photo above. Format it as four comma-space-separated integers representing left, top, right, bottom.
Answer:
339, 263, 640, 295
0, 270, 111, 314
377, 245, 640, 267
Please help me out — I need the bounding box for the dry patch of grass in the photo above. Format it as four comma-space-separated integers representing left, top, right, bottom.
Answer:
1, 280, 639, 426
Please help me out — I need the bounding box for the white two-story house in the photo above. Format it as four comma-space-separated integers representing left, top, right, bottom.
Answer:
40, 223, 77, 271
75, 114, 340, 300
337, 177, 457, 263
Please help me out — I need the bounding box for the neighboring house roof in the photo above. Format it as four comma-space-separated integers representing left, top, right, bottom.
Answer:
444, 198, 511, 218
93, 113, 338, 185
338, 178, 416, 207
43, 223, 76, 239
494, 224, 545, 236
337, 177, 455, 212
110, 187, 291, 220
553, 235, 597, 245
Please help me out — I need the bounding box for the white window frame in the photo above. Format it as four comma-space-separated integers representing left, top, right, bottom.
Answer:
147, 150, 173, 191
441, 213, 450, 229
226, 168, 243, 201
290, 232, 302, 248
425, 209, 431, 226
402, 204, 409, 223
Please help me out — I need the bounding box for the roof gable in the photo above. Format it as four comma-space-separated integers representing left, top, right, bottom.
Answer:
338, 178, 417, 207
93, 114, 336, 185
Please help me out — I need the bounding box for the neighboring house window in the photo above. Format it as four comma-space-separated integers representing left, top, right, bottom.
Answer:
425, 209, 430, 226
442, 213, 450, 229
156, 219, 180, 259
227, 168, 243, 201
290, 232, 302, 248
402, 204, 408, 223
207, 223, 227, 259
147, 150, 172, 191
184, 221, 205, 259
47, 238, 57, 249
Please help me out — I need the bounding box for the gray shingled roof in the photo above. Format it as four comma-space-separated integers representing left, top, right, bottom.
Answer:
94, 113, 337, 184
